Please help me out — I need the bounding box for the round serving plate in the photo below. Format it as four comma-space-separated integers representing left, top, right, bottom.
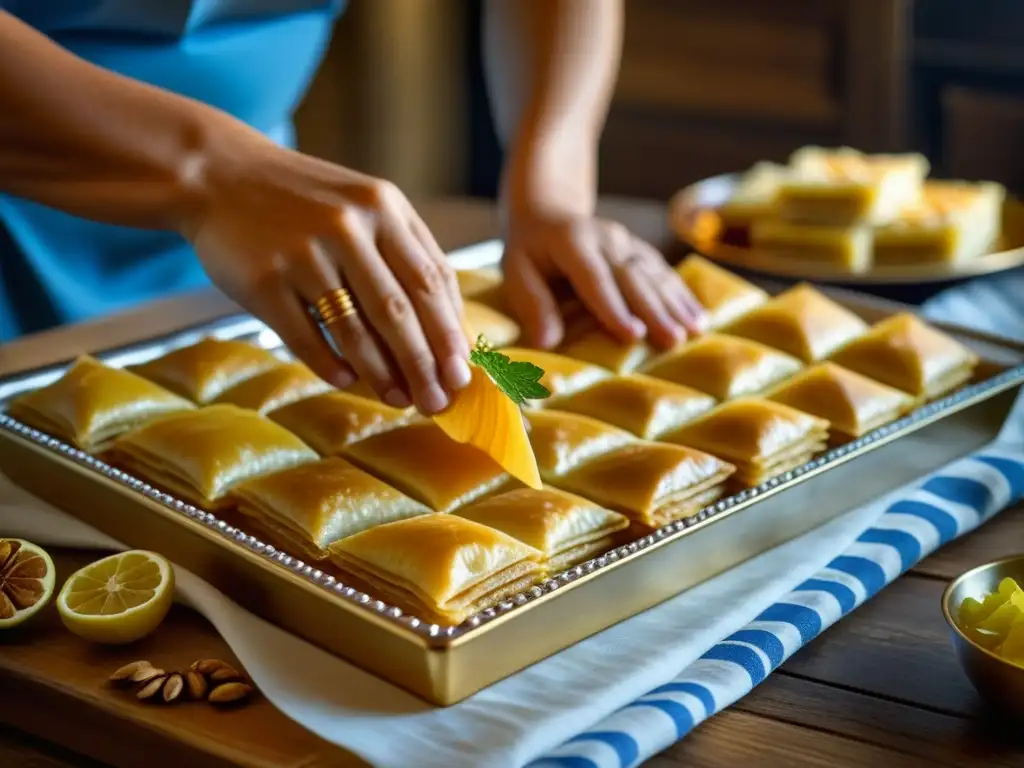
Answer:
668, 173, 1024, 286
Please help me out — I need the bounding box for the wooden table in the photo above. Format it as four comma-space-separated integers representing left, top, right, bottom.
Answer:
2, 198, 1023, 768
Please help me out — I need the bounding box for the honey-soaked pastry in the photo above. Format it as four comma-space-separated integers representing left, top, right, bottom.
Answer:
463, 300, 520, 348
666, 398, 829, 486
767, 362, 914, 442
131, 337, 280, 404
110, 404, 318, 509
456, 267, 504, 299
750, 219, 873, 273
343, 422, 512, 513
269, 391, 417, 455
557, 373, 716, 440
717, 162, 788, 231
675, 254, 769, 329
555, 442, 735, 527
6, 356, 194, 452
559, 328, 655, 374
830, 313, 979, 400
501, 348, 611, 404
213, 362, 333, 415
231, 457, 432, 561
641, 333, 803, 401
525, 409, 635, 481
455, 487, 630, 572
723, 283, 869, 363
328, 514, 542, 625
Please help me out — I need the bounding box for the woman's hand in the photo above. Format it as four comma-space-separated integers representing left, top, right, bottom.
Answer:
181, 128, 471, 414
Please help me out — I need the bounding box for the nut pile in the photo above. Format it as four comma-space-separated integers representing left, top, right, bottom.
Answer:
109, 659, 255, 706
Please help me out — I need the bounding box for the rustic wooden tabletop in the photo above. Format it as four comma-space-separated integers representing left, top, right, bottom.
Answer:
2, 198, 1022, 768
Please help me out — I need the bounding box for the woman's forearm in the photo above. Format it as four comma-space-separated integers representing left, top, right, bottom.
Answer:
0, 11, 242, 232
483, 0, 623, 220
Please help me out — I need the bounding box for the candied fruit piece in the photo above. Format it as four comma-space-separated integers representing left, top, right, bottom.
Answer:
959, 591, 1007, 628
1000, 624, 1024, 666
998, 577, 1023, 601
977, 599, 1024, 637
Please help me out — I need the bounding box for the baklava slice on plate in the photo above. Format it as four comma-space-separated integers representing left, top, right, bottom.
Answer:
328, 514, 542, 625
554, 442, 736, 528
717, 161, 788, 232
131, 337, 280, 404
674, 254, 769, 330
767, 362, 914, 444
642, 334, 803, 401
723, 283, 869, 363
830, 313, 979, 401
110, 404, 317, 509
749, 219, 873, 273
524, 409, 635, 482
456, 487, 629, 573
559, 328, 656, 374
500, 348, 611, 405
343, 422, 513, 513
557, 373, 716, 440
666, 398, 829, 486
6, 356, 194, 453
230, 457, 432, 561
213, 361, 332, 415
269, 391, 417, 455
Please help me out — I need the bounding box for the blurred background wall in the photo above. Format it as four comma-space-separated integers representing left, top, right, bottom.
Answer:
295, 0, 1024, 201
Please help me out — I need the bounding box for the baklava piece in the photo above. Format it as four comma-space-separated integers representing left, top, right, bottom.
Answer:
666, 398, 829, 486
559, 328, 656, 374
463, 300, 520, 348
555, 442, 735, 528
213, 362, 332, 415
269, 391, 417, 455
231, 457, 432, 561
500, 348, 611, 405
830, 313, 979, 400
6, 356, 194, 452
343, 422, 512, 513
525, 409, 635, 482
675, 254, 769, 329
456, 267, 504, 299
767, 362, 915, 443
749, 219, 873, 273
131, 337, 280, 404
456, 487, 629, 573
557, 373, 716, 440
110, 404, 317, 509
717, 162, 788, 232
642, 334, 803, 401
722, 283, 869, 363
328, 514, 542, 625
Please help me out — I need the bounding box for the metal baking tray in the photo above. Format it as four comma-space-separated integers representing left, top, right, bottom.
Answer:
1, 246, 1022, 706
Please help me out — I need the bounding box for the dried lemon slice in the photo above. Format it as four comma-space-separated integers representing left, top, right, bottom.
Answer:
0, 538, 56, 629
57, 550, 174, 644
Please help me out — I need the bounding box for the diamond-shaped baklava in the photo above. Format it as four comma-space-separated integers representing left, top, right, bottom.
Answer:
463, 300, 520, 348
722, 283, 869, 363
557, 373, 716, 440
642, 334, 803, 401
343, 422, 512, 512
110, 404, 318, 509
6, 356, 195, 453
829, 313, 979, 400
554, 442, 735, 528
456, 487, 629, 572
558, 328, 656, 374
230, 457, 432, 561
131, 338, 280, 404
674, 254, 769, 329
767, 362, 915, 443
269, 391, 417, 455
524, 409, 635, 482
717, 162, 788, 231
213, 362, 332, 415
500, 348, 611, 404
328, 514, 542, 625
750, 219, 873, 273
665, 398, 829, 486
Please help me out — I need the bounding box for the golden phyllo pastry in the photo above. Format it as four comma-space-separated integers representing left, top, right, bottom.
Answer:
328, 514, 542, 625
456, 487, 629, 572
749, 219, 872, 272
554, 442, 735, 528
213, 362, 332, 415
343, 422, 512, 512
723, 283, 869, 363
558, 374, 716, 440
269, 391, 417, 455
558, 328, 656, 374
717, 161, 788, 231
666, 398, 829, 486
463, 300, 520, 348
500, 348, 611, 405
456, 267, 504, 299
231, 457, 431, 561
642, 334, 803, 401
110, 404, 317, 509
131, 337, 280, 404
767, 363, 914, 442
6, 356, 194, 452
675, 254, 768, 329
525, 409, 635, 482
829, 313, 979, 400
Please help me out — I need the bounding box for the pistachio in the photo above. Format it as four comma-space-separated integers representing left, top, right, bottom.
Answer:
131, 666, 166, 684
136, 675, 169, 700
208, 682, 254, 705
162, 673, 185, 703
109, 661, 153, 685
185, 670, 208, 700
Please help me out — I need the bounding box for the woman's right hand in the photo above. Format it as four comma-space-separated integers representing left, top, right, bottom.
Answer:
178, 123, 471, 415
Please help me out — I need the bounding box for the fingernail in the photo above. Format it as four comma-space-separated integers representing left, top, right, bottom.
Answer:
629, 318, 647, 339
384, 388, 411, 409
444, 356, 472, 390
420, 384, 449, 414
334, 369, 356, 389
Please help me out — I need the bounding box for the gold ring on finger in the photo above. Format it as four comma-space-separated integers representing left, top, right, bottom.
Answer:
314, 287, 358, 326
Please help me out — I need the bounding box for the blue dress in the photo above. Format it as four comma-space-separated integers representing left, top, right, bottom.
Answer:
0, 0, 345, 342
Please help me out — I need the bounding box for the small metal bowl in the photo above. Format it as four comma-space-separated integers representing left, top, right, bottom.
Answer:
942, 555, 1024, 716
